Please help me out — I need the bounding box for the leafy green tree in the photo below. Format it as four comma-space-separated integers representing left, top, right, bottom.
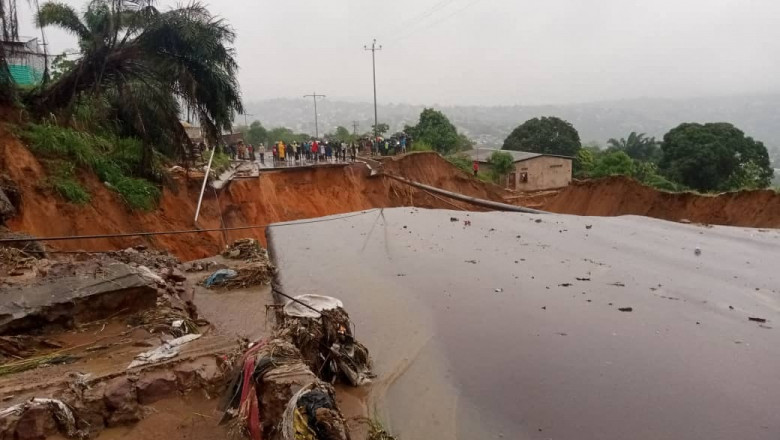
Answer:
607, 132, 661, 162
404, 108, 469, 155
590, 151, 635, 178
488, 150, 514, 183
33, 0, 242, 172
659, 122, 773, 191
371, 123, 390, 137
49, 52, 78, 81
574, 148, 597, 178
502, 116, 581, 156
267, 127, 309, 144
327, 125, 353, 143
245, 121, 268, 145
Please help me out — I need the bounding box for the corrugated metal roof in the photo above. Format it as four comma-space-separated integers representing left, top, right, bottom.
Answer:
460, 148, 542, 163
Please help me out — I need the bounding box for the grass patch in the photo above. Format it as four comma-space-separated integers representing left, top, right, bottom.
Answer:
51, 177, 91, 204
20, 122, 161, 210
445, 153, 473, 174
409, 141, 433, 152
40, 160, 90, 204
211, 150, 231, 174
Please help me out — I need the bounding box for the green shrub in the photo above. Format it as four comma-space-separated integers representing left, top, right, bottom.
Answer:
410, 141, 433, 152
51, 177, 91, 204
211, 150, 231, 174
40, 160, 91, 204
21, 122, 161, 210
446, 153, 473, 174
110, 177, 161, 211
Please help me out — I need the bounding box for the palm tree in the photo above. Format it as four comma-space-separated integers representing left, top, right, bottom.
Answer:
607, 131, 661, 163
31, 0, 243, 172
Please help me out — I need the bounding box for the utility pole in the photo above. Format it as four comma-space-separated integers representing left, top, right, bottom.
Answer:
303, 92, 326, 138
364, 39, 382, 144
243, 112, 254, 127
352, 121, 359, 137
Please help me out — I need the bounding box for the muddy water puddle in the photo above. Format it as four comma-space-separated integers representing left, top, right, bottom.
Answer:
269, 208, 780, 439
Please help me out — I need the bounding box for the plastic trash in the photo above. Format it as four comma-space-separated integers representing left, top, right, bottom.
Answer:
283, 294, 343, 319
204, 268, 238, 287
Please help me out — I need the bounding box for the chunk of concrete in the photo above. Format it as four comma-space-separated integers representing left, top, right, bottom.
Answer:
0, 263, 157, 335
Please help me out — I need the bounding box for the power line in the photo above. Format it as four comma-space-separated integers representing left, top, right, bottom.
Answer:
376, 0, 458, 40
0, 210, 378, 244
364, 39, 382, 144
389, 0, 489, 44
303, 92, 326, 138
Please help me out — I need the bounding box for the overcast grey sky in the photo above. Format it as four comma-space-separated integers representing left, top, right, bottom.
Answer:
17, 0, 780, 105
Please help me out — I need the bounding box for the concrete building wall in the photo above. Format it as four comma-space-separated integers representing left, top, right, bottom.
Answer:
511, 156, 572, 191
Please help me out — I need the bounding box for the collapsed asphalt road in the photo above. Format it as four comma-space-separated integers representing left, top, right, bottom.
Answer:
268, 208, 780, 440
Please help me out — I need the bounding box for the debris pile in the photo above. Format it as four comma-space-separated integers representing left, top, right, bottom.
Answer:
222, 339, 350, 440
278, 295, 373, 387
204, 239, 276, 289
222, 295, 372, 439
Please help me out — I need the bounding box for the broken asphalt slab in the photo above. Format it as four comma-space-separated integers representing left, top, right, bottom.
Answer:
267, 207, 780, 440
0, 263, 158, 335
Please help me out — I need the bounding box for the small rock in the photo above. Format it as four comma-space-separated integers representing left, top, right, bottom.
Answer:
618, 307, 633, 312
494, 288, 503, 293
748, 317, 768, 323
14, 406, 57, 440
559, 283, 572, 287
137, 370, 178, 405
694, 247, 701, 256
585, 225, 592, 229
534, 219, 542, 223
166, 268, 187, 282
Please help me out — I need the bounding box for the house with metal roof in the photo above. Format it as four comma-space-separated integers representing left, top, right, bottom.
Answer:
460, 147, 572, 191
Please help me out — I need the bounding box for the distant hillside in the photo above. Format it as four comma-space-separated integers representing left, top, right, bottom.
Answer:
244, 94, 780, 164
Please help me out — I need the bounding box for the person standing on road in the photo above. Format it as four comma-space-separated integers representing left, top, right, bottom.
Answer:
473, 161, 479, 177
258, 143, 266, 165
278, 141, 286, 164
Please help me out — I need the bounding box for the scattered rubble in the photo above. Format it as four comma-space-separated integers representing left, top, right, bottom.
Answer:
203, 239, 276, 289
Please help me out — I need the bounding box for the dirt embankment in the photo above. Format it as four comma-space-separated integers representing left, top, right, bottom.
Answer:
1, 132, 495, 260
3, 123, 779, 261
523, 176, 780, 228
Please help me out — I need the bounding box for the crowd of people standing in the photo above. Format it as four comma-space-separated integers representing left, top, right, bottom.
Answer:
223, 132, 413, 167
226, 139, 357, 166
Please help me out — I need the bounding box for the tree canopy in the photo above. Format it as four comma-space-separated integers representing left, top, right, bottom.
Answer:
404, 108, 469, 155
502, 116, 581, 157
659, 122, 773, 191
241, 121, 268, 145
606, 132, 661, 163
327, 126, 354, 143
31, 0, 243, 171
487, 150, 514, 182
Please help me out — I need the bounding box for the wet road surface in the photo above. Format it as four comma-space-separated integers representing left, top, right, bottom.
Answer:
268, 208, 780, 440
